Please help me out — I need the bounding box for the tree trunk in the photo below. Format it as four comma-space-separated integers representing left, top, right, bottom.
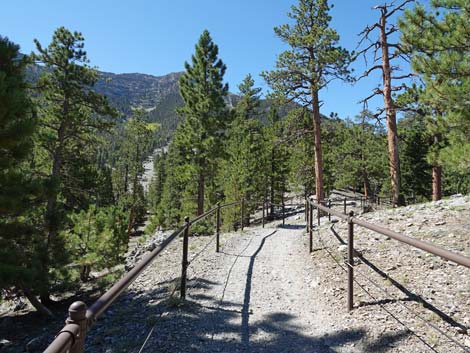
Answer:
23, 288, 54, 317
432, 133, 442, 201
380, 15, 404, 207
311, 88, 325, 204
432, 165, 442, 201
197, 172, 205, 216
270, 148, 275, 218
363, 171, 372, 199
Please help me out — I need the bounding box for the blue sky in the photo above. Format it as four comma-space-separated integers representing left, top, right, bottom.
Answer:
1, 0, 414, 119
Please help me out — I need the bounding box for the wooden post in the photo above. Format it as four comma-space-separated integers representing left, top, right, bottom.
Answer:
216, 204, 220, 253
347, 211, 354, 311
67, 302, 88, 353
343, 197, 347, 215
180, 217, 190, 300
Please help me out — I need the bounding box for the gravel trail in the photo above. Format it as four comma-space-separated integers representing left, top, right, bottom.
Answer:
94, 217, 372, 353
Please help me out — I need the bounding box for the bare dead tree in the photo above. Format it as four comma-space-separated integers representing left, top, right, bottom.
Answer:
356, 0, 414, 207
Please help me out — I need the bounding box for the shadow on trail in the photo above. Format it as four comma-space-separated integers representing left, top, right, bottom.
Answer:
329, 224, 468, 333
241, 230, 276, 347
278, 223, 305, 230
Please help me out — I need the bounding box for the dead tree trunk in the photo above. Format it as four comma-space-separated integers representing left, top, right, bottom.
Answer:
357, 0, 413, 207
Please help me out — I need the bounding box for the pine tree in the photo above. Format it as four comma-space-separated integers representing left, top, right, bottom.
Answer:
262, 0, 352, 204
112, 109, 158, 235
176, 30, 229, 216
33, 27, 118, 303
221, 75, 266, 228
0, 37, 54, 315
330, 112, 388, 199
264, 106, 290, 218
399, 0, 470, 199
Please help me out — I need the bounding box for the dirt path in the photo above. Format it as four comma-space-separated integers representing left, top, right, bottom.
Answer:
106, 217, 371, 353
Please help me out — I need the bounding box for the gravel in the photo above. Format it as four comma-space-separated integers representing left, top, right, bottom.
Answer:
3, 196, 469, 353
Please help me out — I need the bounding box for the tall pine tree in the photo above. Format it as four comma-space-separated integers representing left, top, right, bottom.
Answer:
0, 37, 51, 315
33, 27, 117, 303
175, 30, 229, 216
399, 0, 470, 198
262, 0, 352, 204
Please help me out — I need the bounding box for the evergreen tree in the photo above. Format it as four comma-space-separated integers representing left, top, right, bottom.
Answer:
176, 30, 229, 216
64, 205, 128, 282
147, 152, 167, 230
331, 111, 388, 199
285, 108, 316, 198
0, 37, 51, 315
112, 109, 158, 235
264, 106, 290, 218
262, 0, 352, 204
33, 27, 118, 303
398, 113, 432, 201
399, 0, 470, 198
221, 75, 266, 228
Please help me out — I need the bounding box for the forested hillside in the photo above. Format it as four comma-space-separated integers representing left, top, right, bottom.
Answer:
1, 0, 469, 329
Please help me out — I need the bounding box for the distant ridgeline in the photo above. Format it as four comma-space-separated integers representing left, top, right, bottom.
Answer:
26, 65, 297, 146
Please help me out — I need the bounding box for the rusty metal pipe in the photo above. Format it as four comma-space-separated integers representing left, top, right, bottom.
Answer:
43, 324, 80, 353
86, 226, 184, 321
352, 218, 470, 269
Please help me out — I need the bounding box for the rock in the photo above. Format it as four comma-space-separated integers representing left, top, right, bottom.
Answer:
450, 194, 463, 199
13, 301, 27, 312
0, 339, 12, 348
465, 338, 470, 348
434, 220, 446, 226
337, 245, 348, 254
146, 242, 156, 252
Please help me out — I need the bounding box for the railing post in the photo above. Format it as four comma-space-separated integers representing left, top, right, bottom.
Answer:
262, 201, 265, 228
180, 216, 190, 300
317, 200, 320, 226
304, 199, 307, 222
309, 202, 313, 253
328, 199, 331, 222
241, 199, 244, 231
66, 301, 87, 353
282, 202, 285, 227
216, 203, 220, 253
347, 210, 354, 311
306, 199, 310, 232
343, 197, 347, 215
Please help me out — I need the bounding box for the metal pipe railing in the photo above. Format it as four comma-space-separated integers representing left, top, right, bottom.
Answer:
43, 198, 249, 353
307, 197, 470, 312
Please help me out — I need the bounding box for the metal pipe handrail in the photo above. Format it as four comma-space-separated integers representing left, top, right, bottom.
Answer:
308, 199, 470, 269
308, 199, 348, 221
352, 217, 470, 269
44, 198, 248, 353
219, 200, 242, 210
43, 324, 80, 353
189, 206, 219, 226
87, 225, 185, 321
